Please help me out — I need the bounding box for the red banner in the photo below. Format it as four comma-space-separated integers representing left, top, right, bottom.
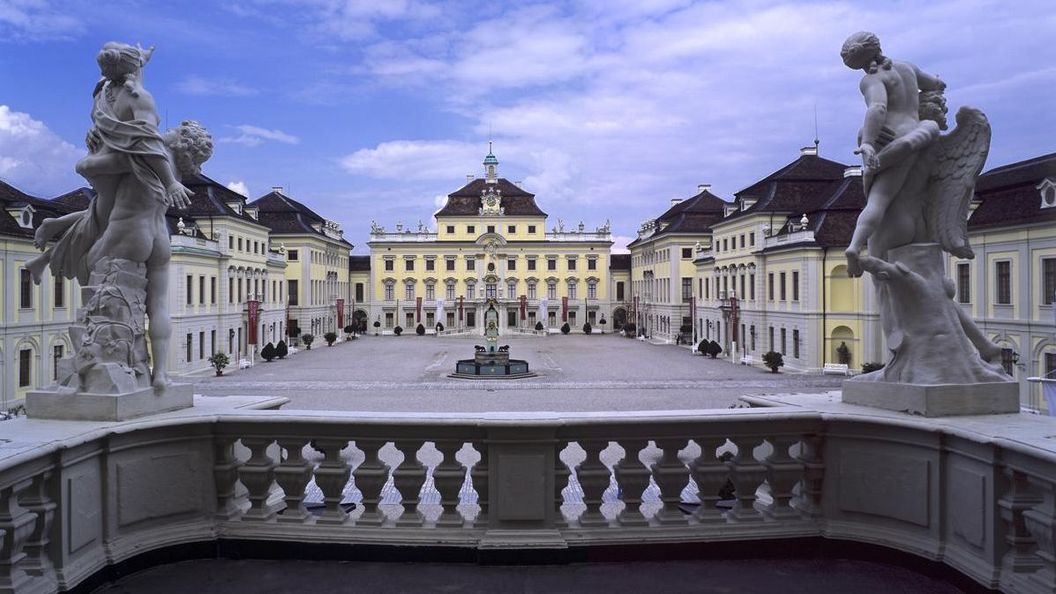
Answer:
416, 297, 422, 322
336, 298, 344, 329
561, 297, 568, 322
247, 300, 260, 345
520, 295, 526, 320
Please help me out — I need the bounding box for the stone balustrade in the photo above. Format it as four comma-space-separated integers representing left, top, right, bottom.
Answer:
3, 394, 1056, 592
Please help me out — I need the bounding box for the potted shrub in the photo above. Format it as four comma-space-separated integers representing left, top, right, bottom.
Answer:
372, 320, 380, 336
260, 342, 276, 362
861, 361, 885, 373
560, 322, 571, 335
301, 334, 314, 350
344, 324, 355, 340
598, 317, 606, 334
324, 331, 337, 346
535, 321, 544, 331
697, 338, 709, 355
582, 322, 592, 334
208, 352, 230, 376
394, 326, 403, 336
276, 340, 288, 359
762, 351, 784, 373
707, 340, 723, 359
436, 322, 445, 333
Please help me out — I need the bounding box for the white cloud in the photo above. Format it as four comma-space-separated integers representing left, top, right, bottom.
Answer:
0, 0, 81, 40
176, 76, 259, 97
0, 105, 81, 194
340, 140, 482, 181
611, 235, 634, 254
219, 125, 300, 147
226, 180, 250, 196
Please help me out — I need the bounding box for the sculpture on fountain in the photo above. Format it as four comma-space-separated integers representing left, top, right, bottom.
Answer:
838, 32, 1016, 415
25, 42, 212, 420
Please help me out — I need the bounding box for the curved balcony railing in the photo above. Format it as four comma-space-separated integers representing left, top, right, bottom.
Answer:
2, 394, 1055, 593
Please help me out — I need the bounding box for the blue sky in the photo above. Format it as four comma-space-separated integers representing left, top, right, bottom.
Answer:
1, 0, 1053, 252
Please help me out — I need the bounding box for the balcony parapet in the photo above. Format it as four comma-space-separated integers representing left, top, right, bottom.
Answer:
2, 394, 1056, 592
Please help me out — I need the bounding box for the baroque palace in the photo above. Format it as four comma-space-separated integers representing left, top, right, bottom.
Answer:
1, 146, 1054, 411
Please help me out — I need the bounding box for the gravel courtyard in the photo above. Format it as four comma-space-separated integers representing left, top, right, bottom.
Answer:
189, 334, 843, 412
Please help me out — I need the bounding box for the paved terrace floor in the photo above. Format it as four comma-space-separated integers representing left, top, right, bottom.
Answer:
92, 557, 967, 594
188, 334, 844, 412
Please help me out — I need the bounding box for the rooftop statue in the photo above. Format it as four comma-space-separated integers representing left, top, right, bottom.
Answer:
26, 43, 211, 417
840, 31, 1009, 393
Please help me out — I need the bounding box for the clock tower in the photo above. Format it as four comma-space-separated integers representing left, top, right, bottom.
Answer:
483, 141, 499, 183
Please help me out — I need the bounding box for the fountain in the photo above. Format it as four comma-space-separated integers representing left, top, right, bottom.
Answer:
451, 300, 535, 379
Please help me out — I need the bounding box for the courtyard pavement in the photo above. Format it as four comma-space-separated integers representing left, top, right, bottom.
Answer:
189, 333, 844, 413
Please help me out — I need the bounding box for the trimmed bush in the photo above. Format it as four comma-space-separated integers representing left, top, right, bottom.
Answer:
208, 352, 230, 376
436, 322, 445, 333
861, 361, 885, 374
535, 321, 544, 331
394, 326, 403, 336
697, 339, 709, 355
707, 340, 723, 359
301, 334, 314, 350
260, 342, 276, 362
560, 322, 571, 335
762, 351, 784, 373
324, 332, 337, 346
276, 340, 288, 359
416, 323, 426, 336
598, 317, 606, 334
344, 324, 354, 337
582, 323, 592, 334
373, 320, 381, 336
623, 323, 637, 337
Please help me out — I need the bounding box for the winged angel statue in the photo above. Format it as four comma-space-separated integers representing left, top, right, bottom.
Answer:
840, 31, 1008, 384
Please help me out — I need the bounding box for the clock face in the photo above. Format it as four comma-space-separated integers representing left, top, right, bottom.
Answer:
486, 196, 497, 207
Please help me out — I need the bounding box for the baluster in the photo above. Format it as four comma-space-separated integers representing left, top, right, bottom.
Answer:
689, 437, 729, 524
433, 440, 466, 528
353, 440, 389, 527
313, 439, 351, 525
999, 469, 1044, 576
614, 439, 650, 527
763, 436, 802, 520
18, 472, 56, 585
793, 434, 824, 518
554, 441, 571, 528
240, 437, 279, 521
652, 439, 691, 525
726, 436, 766, 522
0, 480, 36, 592
214, 435, 245, 520
393, 439, 427, 527
275, 439, 314, 524
575, 440, 611, 528
1023, 478, 1056, 591
471, 442, 489, 529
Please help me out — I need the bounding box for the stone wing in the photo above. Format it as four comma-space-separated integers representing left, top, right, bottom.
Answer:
924, 106, 991, 259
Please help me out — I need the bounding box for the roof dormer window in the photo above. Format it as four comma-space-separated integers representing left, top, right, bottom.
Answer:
6, 204, 35, 230
1039, 178, 1056, 209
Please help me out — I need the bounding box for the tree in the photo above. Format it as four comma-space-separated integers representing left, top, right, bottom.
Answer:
276, 340, 288, 359
324, 331, 337, 346
208, 352, 230, 376
582, 322, 592, 334
707, 340, 723, 359
260, 342, 277, 362
861, 362, 885, 373
416, 323, 426, 336
301, 334, 315, 350
373, 320, 380, 336
762, 351, 784, 373
560, 322, 571, 335
394, 326, 403, 336
535, 321, 544, 331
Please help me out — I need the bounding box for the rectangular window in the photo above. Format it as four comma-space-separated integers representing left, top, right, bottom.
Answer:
768, 273, 774, 301
528, 284, 537, 300
211, 277, 217, 304
53, 344, 64, 380
508, 310, 517, 327
793, 329, 800, 358
186, 333, 193, 363
750, 325, 756, 351
446, 284, 455, 300
467, 225, 475, 234
723, 238, 728, 251
957, 263, 971, 304
466, 259, 475, 271
616, 282, 624, 301
547, 259, 557, 271
288, 280, 298, 306
405, 284, 415, 300
199, 331, 205, 360
739, 274, 745, 299
487, 225, 495, 234
568, 283, 577, 300
548, 284, 557, 300
54, 275, 64, 308
528, 225, 537, 234
588, 259, 597, 271
355, 283, 364, 302
528, 259, 537, 271
508, 258, 517, 271
405, 259, 414, 272
769, 326, 774, 352
384, 284, 394, 301
229, 236, 234, 249
199, 275, 206, 304
508, 225, 516, 234
749, 232, 755, 246
385, 312, 393, 328
792, 271, 800, 301
1047, 352, 1056, 377
996, 261, 1012, 305
237, 279, 243, 302
682, 247, 692, 259
238, 237, 243, 251
186, 275, 193, 305
781, 328, 787, 355
588, 282, 597, 299
740, 234, 745, 248
426, 259, 435, 271
486, 283, 497, 299
681, 278, 692, 302
406, 312, 415, 328
446, 259, 455, 271
229, 278, 234, 303
19, 349, 31, 387
1044, 259, 1056, 305
779, 272, 787, 301
20, 268, 32, 308
384, 259, 394, 272
568, 259, 577, 271
446, 225, 455, 234
703, 278, 708, 299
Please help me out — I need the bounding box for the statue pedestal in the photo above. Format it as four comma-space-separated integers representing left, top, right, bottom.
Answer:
842, 381, 1019, 417
25, 384, 194, 421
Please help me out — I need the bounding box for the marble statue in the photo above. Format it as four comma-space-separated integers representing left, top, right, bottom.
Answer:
840, 31, 1007, 388
484, 303, 499, 351
27, 43, 212, 404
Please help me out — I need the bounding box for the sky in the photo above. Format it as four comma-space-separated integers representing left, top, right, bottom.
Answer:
1, 0, 1053, 253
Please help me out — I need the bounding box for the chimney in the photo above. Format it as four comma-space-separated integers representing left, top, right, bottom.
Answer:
844, 165, 863, 178
466, 174, 475, 184
698, 184, 711, 194
799, 146, 818, 156
670, 198, 682, 207
271, 185, 284, 194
